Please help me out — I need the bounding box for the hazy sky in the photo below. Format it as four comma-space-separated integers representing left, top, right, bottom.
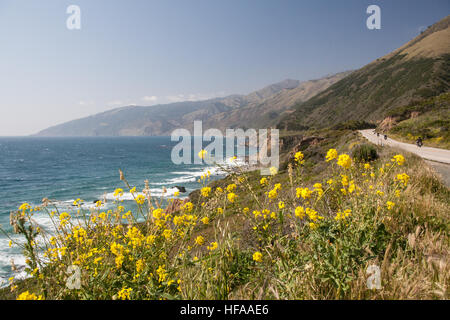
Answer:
0, 0, 448, 135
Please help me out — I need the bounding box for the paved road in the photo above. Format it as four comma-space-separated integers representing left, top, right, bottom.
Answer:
359, 130, 450, 164
425, 160, 450, 188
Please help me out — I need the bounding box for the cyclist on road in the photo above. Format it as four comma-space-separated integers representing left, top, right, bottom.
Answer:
416, 137, 423, 147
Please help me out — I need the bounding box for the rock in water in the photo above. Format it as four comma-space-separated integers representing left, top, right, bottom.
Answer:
175, 186, 186, 193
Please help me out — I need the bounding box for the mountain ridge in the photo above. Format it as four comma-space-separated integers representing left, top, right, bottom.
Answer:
35, 15, 450, 137
34, 72, 349, 136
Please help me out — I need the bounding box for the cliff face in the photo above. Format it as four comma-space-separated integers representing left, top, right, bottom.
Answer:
378, 117, 398, 132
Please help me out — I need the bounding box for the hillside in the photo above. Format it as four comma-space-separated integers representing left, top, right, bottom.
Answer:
34, 73, 348, 137
36, 100, 236, 137
277, 15, 450, 132
203, 71, 352, 131
386, 92, 450, 149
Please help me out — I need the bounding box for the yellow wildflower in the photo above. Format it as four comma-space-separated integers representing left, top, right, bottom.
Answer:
296, 187, 312, 199
227, 192, 237, 203
207, 242, 218, 251
325, 149, 338, 162
392, 154, 405, 166
162, 229, 173, 240
295, 206, 305, 219
395, 173, 410, 187
294, 151, 305, 164
18, 203, 31, 212
313, 183, 323, 197
341, 175, 349, 187
136, 259, 144, 273
135, 194, 145, 205
181, 202, 194, 213
113, 188, 123, 197
17, 291, 44, 300
200, 187, 211, 197
226, 184, 236, 193
117, 287, 132, 300
195, 236, 205, 246
152, 208, 163, 219
260, 177, 268, 187
309, 222, 319, 230
386, 201, 395, 210
201, 217, 209, 224
335, 209, 351, 221
268, 188, 278, 200
115, 255, 124, 268
337, 154, 352, 169
253, 251, 262, 262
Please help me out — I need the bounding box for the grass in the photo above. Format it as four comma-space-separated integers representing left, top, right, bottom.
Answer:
1, 131, 448, 300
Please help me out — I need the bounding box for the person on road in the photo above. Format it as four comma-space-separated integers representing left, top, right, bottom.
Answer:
384, 134, 387, 140
416, 137, 423, 147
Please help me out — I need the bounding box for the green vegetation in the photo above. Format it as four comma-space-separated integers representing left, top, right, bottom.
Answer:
352, 144, 379, 163
332, 121, 376, 131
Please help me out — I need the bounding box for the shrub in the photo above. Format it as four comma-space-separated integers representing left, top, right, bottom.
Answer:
352, 144, 378, 162
332, 120, 376, 131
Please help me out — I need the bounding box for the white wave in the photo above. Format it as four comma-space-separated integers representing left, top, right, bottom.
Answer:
43, 199, 112, 212
150, 156, 244, 187
0, 236, 29, 287
150, 187, 179, 197
103, 186, 180, 201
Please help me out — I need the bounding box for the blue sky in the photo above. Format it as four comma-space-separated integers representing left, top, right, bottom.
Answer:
0, 0, 448, 135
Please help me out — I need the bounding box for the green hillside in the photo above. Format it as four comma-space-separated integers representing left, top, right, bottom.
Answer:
278, 16, 450, 132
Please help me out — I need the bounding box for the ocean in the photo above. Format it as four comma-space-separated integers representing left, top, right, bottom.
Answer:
0, 136, 242, 286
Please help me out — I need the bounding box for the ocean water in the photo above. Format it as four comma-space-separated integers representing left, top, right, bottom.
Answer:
0, 136, 242, 285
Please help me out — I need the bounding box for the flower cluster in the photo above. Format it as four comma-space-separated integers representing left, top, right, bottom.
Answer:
7, 148, 421, 300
